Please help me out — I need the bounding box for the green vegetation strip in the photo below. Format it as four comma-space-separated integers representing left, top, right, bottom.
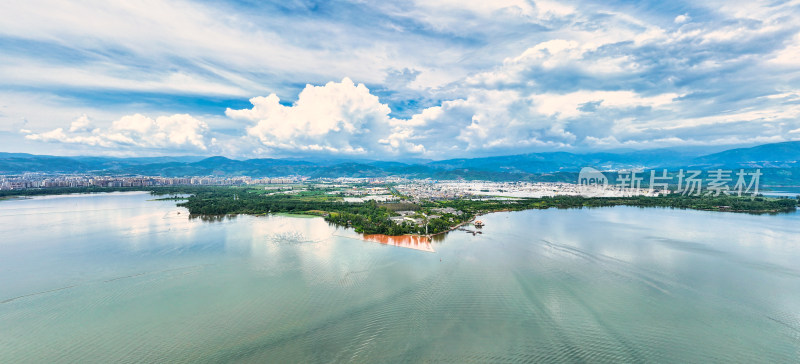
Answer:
4, 186, 797, 236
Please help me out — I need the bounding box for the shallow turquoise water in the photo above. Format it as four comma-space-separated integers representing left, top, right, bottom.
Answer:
1, 192, 799, 362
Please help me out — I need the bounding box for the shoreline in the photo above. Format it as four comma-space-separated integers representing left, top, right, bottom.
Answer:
7, 189, 793, 238
186, 204, 798, 240
415, 203, 798, 238
421, 208, 520, 238
0, 196, 32, 201
422, 216, 476, 238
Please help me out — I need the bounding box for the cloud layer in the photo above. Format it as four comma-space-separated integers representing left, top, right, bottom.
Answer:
4, 0, 800, 157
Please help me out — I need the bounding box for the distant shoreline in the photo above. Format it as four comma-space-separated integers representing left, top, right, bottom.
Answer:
0, 196, 31, 201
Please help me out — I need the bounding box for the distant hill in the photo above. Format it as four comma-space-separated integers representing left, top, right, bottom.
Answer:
690, 141, 800, 168
0, 153, 206, 173
114, 157, 318, 177
426, 149, 701, 173
2, 141, 799, 185
0, 153, 92, 173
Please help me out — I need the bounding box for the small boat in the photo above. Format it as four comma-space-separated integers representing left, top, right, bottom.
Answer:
474, 220, 484, 228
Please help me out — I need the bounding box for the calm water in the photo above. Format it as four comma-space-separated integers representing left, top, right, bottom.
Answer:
1, 192, 799, 363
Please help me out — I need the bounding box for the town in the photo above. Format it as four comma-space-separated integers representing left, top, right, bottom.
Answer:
1, 173, 658, 199
0, 174, 300, 190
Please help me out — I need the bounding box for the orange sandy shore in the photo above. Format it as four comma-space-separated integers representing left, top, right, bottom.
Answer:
361, 234, 435, 252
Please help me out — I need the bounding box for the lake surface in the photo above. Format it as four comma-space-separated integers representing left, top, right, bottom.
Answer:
1, 192, 799, 363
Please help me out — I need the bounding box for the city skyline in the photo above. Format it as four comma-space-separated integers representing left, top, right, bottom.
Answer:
2, 1, 800, 159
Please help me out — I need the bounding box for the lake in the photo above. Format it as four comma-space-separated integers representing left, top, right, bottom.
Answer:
1, 192, 799, 362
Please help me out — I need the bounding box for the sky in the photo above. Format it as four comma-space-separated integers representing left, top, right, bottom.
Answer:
1, 0, 800, 160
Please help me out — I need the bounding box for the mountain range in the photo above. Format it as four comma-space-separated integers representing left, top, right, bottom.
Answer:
2, 141, 799, 185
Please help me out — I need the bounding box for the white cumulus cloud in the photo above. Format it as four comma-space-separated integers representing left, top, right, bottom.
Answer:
404, 90, 575, 154
227, 78, 424, 156
532, 90, 679, 119
68, 114, 93, 132
24, 113, 211, 151
674, 14, 691, 24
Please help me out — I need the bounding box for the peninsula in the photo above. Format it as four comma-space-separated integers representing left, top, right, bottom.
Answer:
174, 183, 798, 236
2, 182, 797, 237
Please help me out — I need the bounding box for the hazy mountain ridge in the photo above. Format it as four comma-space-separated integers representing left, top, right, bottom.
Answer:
690, 141, 800, 168
1, 141, 799, 185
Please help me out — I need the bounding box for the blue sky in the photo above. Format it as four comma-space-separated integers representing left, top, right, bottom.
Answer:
1, 0, 800, 159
